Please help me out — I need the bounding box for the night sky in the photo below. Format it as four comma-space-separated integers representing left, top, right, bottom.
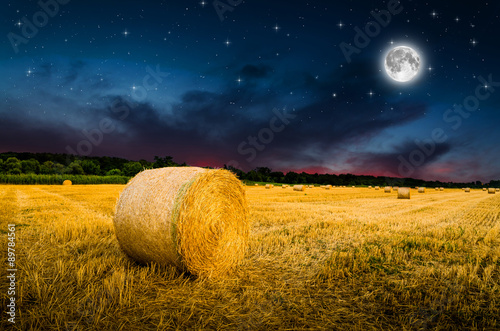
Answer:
1, 0, 499, 182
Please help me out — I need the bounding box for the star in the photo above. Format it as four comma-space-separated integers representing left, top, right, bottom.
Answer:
455, 17, 460, 23
428, 66, 433, 72
26, 68, 33, 76
430, 10, 438, 18
199, 1, 207, 7
224, 39, 231, 47
122, 29, 130, 37
273, 24, 280, 32
367, 90, 374, 98
470, 38, 478, 47
337, 21, 344, 29
15, 20, 22, 27
236, 76, 242, 84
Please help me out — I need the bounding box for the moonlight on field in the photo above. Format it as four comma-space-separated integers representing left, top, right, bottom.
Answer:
384, 46, 421, 83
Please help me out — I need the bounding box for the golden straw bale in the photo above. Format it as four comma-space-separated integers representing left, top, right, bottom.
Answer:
418, 187, 426, 193
393, 187, 398, 191
293, 185, 306, 191
488, 188, 495, 194
465, 188, 470, 192
384, 186, 391, 193
113, 167, 249, 278
62, 180, 72, 185
398, 187, 410, 199
374, 186, 380, 190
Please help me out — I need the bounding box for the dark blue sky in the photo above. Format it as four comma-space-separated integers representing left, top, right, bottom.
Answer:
1, 0, 499, 182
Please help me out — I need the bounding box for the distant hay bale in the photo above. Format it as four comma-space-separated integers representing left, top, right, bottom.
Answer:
384, 186, 391, 193
282, 185, 288, 189
418, 187, 426, 193
308, 185, 314, 188
488, 188, 495, 194
325, 185, 332, 190
254, 183, 258, 186
435, 187, 439, 191
374, 186, 380, 190
352, 186, 355, 188
465, 188, 470, 192
293, 185, 306, 191
265, 184, 274, 189
62, 180, 72, 186
496, 188, 500, 192
368, 186, 372, 189
393, 186, 399, 191
113, 167, 249, 278
483, 188, 487, 191
440, 187, 444, 191
398, 187, 410, 199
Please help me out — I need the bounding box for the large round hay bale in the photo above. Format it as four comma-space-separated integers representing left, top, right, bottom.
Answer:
368, 186, 372, 189
265, 184, 274, 189
440, 187, 444, 191
293, 185, 306, 191
384, 186, 391, 193
496, 188, 500, 192
435, 187, 439, 191
488, 188, 495, 194
393, 186, 399, 191
325, 185, 332, 190
374, 186, 380, 190
465, 188, 470, 192
483, 188, 487, 191
398, 187, 410, 199
62, 180, 72, 185
113, 167, 249, 278
418, 187, 426, 193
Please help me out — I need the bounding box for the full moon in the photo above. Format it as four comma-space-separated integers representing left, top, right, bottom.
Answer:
384, 46, 421, 83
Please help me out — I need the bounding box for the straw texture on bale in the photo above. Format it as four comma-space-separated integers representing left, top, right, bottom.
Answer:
374, 186, 380, 190
384, 186, 391, 193
62, 180, 72, 185
113, 167, 249, 278
398, 187, 410, 199
293, 185, 306, 191
465, 188, 470, 192
418, 187, 426, 193
488, 188, 495, 194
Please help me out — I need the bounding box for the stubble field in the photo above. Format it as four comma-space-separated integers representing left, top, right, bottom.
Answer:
0, 185, 499, 330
